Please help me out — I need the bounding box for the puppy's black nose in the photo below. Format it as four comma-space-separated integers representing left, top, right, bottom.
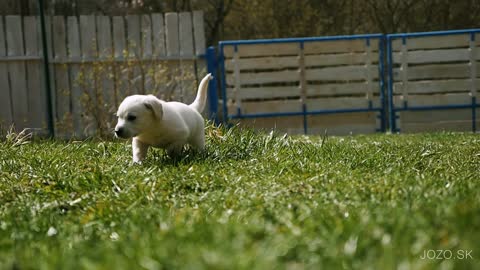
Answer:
115, 127, 124, 137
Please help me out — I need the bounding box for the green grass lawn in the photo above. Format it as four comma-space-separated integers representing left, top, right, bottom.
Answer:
1, 125, 479, 269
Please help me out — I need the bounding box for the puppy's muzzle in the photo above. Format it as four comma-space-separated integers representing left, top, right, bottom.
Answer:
115, 127, 127, 139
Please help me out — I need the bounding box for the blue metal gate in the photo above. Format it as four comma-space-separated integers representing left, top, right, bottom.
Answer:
205, 29, 480, 134
386, 29, 480, 132
209, 34, 386, 134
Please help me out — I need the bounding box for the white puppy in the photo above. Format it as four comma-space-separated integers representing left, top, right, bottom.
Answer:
115, 73, 213, 163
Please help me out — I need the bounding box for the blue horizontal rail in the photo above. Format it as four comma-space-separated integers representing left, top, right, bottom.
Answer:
387, 28, 480, 39
229, 107, 383, 120
394, 104, 480, 112
219, 33, 384, 46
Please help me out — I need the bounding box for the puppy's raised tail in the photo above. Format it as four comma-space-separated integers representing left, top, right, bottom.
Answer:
189, 73, 213, 113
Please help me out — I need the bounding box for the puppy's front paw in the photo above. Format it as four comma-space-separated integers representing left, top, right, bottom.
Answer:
132, 158, 143, 165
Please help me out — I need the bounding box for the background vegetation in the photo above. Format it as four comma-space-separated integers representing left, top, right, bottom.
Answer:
4, 0, 480, 45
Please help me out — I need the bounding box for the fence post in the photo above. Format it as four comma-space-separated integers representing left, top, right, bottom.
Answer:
37, 0, 54, 137
206, 46, 219, 124
469, 32, 477, 132
386, 35, 396, 133
378, 35, 387, 132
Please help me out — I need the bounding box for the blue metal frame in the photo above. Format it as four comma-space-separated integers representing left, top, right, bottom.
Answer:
218, 34, 386, 134
386, 29, 480, 132
206, 46, 220, 124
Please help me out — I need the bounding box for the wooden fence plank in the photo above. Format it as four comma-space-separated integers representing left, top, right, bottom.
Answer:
113, 16, 126, 58
392, 48, 471, 64
304, 39, 376, 54
306, 82, 377, 97
113, 16, 129, 103
224, 52, 378, 71
393, 93, 471, 107
80, 15, 97, 58
97, 15, 116, 132
97, 16, 113, 58
6, 15, 28, 131
80, 15, 98, 136
141, 14, 155, 94
141, 15, 156, 94
178, 12, 194, 99
193, 11, 205, 56
233, 86, 301, 100
151, 13, 166, 57
0, 16, 13, 129
67, 16, 84, 137
192, 10, 207, 101
24, 16, 48, 136
469, 37, 477, 98
223, 43, 298, 58
232, 49, 242, 111
392, 63, 478, 81
392, 34, 470, 51
151, 13, 166, 97
165, 13, 179, 57
236, 99, 303, 115
179, 12, 194, 57
298, 44, 307, 103
225, 56, 298, 71
164, 13, 181, 102
52, 17, 67, 57
401, 109, 471, 123
365, 43, 374, 101
178, 12, 197, 103
231, 82, 378, 100
127, 15, 143, 94
400, 43, 409, 102
305, 65, 379, 81
52, 16, 71, 137
306, 53, 378, 67
226, 69, 299, 86
179, 12, 196, 103
393, 79, 477, 94
126, 15, 140, 57
306, 96, 380, 111
141, 15, 153, 58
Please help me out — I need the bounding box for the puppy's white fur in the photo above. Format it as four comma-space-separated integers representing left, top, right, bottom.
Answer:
115, 74, 213, 163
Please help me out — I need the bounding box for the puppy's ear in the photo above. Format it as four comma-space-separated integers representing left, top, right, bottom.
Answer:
144, 95, 163, 119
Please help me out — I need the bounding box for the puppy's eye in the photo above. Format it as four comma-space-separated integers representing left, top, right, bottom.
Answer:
127, 115, 137, 121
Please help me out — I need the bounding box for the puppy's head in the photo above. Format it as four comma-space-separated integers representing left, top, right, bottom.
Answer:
114, 95, 163, 139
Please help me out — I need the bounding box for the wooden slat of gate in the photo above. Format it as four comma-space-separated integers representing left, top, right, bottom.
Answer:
6, 16, 28, 131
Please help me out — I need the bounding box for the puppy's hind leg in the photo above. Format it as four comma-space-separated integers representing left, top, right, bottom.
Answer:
166, 143, 184, 159
190, 131, 205, 151
132, 138, 149, 164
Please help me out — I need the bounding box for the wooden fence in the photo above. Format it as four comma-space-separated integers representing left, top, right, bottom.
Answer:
0, 11, 206, 138
388, 31, 479, 132
220, 35, 385, 135
218, 30, 480, 135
